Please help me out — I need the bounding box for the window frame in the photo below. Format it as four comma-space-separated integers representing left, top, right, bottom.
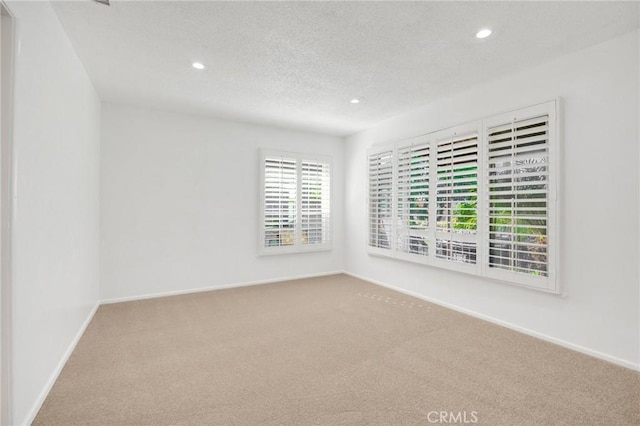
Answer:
259, 149, 332, 256
366, 100, 560, 293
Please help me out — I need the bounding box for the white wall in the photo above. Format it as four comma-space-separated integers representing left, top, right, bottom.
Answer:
100, 104, 344, 301
0, 4, 14, 424
345, 31, 640, 369
6, 1, 101, 424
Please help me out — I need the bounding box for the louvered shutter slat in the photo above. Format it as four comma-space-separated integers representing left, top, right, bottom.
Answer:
301, 160, 331, 246
368, 150, 394, 250
396, 141, 429, 256
435, 131, 478, 264
263, 156, 297, 248
487, 114, 550, 277
261, 151, 332, 254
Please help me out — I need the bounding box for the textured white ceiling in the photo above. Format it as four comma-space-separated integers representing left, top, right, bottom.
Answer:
51, 0, 639, 136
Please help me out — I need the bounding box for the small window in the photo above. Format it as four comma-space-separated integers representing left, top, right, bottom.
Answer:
260, 150, 331, 255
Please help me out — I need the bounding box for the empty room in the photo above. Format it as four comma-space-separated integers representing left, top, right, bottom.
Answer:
0, 0, 639, 425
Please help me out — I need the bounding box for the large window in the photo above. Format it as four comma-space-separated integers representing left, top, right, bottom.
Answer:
260, 150, 331, 255
367, 100, 558, 292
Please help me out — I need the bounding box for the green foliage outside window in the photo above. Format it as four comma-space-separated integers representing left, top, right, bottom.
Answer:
452, 197, 477, 230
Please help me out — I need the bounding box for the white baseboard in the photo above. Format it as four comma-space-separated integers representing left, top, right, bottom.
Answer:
22, 302, 100, 426
343, 271, 640, 372
100, 270, 345, 305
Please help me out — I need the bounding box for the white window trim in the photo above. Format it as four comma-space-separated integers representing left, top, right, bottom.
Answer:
259, 149, 332, 256
366, 99, 560, 293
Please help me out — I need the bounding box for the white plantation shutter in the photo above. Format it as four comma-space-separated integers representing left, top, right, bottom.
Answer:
365, 100, 558, 293
301, 161, 331, 245
484, 101, 557, 291
395, 137, 430, 260
433, 123, 481, 267
263, 156, 297, 249
368, 147, 393, 253
260, 150, 331, 255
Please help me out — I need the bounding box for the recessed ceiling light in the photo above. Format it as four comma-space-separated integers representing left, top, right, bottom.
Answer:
476, 29, 492, 39
192, 62, 205, 70
350, 99, 360, 104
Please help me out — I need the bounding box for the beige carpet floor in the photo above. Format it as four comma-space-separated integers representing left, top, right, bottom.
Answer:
34, 274, 639, 425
